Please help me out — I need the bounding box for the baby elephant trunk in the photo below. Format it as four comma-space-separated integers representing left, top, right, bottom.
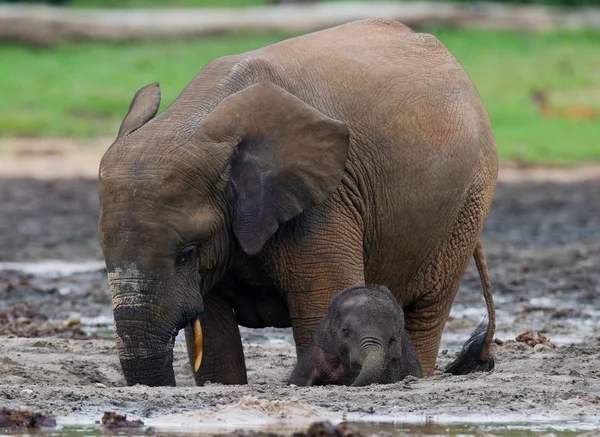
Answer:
351, 338, 386, 387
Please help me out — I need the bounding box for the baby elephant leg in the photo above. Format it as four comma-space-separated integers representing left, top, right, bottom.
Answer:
288, 343, 351, 386
395, 328, 423, 379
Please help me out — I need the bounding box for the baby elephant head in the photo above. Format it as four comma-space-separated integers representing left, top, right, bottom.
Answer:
290, 284, 422, 387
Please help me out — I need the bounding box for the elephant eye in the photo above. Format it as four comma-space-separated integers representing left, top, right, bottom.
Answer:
176, 245, 197, 267
341, 328, 350, 338
388, 336, 396, 347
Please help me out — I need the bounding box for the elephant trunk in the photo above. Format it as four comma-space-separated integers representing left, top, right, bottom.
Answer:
112, 283, 179, 387
117, 340, 175, 387
351, 338, 386, 387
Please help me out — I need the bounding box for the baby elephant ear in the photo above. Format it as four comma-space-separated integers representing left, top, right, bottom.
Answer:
198, 81, 350, 256
117, 82, 161, 138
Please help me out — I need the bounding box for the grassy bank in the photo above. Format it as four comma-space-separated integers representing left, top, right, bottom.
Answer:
1, 29, 599, 164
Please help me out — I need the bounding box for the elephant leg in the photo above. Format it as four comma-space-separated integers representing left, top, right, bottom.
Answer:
289, 267, 365, 357
404, 179, 491, 376
289, 287, 351, 357
276, 201, 366, 357
403, 288, 458, 377
184, 293, 247, 386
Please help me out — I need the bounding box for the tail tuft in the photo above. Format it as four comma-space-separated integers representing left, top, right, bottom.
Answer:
443, 320, 494, 375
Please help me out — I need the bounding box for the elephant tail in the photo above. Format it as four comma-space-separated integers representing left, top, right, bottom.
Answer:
444, 240, 495, 375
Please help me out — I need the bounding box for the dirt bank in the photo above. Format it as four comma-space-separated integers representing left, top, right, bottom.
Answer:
2, 138, 600, 183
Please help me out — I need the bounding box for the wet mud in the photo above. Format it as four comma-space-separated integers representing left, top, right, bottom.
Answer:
0, 175, 599, 432
0, 304, 99, 339
0, 407, 56, 429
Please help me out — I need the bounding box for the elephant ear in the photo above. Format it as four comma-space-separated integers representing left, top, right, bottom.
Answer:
117, 82, 161, 138
198, 81, 350, 255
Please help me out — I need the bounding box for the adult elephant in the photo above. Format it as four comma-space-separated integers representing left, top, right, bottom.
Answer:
99, 19, 498, 387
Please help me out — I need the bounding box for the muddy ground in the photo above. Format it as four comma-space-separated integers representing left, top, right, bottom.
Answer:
0, 156, 599, 432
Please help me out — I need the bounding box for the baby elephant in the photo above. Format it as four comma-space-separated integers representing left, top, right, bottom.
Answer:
289, 285, 422, 387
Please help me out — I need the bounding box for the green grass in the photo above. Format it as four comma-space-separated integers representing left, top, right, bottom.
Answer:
434, 28, 600, 164
1, 29, 599, 164
0, 33, 296, 137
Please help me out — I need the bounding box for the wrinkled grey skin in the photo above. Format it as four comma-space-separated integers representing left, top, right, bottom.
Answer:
98, 19, 497, 387
289, 285, 422, 387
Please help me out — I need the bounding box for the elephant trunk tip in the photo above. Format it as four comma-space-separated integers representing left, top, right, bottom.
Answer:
443, 319, 495, 375
118, 347, 177, 387
122, 365, 177, 387
350, 345, 386, 387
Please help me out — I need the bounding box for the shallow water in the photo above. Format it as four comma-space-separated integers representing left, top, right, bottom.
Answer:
2, 419, 600, 437
0, 261, 105, 278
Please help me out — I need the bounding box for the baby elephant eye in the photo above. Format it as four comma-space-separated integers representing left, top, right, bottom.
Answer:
341, 328, 350, 338
176, 245, 197, 267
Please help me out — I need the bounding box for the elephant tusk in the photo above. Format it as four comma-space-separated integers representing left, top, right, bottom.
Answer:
193, 318, 203, 372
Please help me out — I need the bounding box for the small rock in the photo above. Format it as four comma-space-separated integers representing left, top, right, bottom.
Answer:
0, 408, 56, 428
101, 412, 144, 429
20, 389, 33, 395
94, 383, 107, 389
58, 287, 71, 296
515, 331, 556, 348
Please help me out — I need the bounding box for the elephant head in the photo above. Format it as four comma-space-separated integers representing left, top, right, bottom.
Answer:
99, 81, 349, 386
316, 285, 412, 387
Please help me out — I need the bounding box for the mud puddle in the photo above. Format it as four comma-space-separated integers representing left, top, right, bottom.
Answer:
3, 410, 600, 437
2, 417, 600, 437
